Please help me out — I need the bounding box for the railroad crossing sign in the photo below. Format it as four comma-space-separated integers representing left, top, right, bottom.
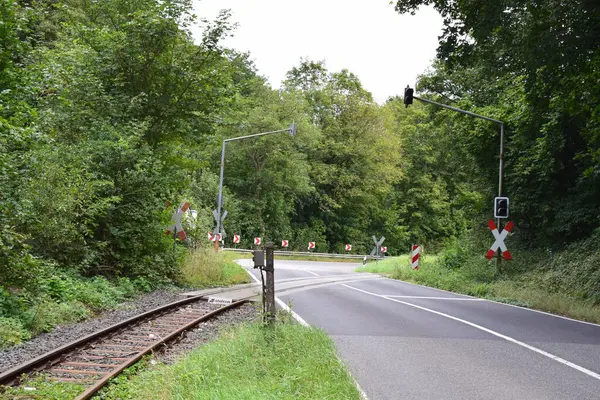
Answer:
345, 244, 352, 251
381, 246, 388, 254
166, 202, 190, 240
212, 209, 228, 239
281, 239, 289, 247
233, 235, 240, 244
308, 241, 315, 250
254, 237, 262, 246
486, 220, 514, 260
370, 235, 385, 257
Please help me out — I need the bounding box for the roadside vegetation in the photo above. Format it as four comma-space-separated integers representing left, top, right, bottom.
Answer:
366, 229, 600, 324
181, 249, 250, 288
0, 247, 250, 350
1, 0, 599, 356
97, 319, 361, 400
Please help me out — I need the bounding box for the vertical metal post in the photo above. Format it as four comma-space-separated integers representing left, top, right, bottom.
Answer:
215, 141, 226, 251
173, 227, 177, 252
496, 123, 505, 271
264, 242, 276, 325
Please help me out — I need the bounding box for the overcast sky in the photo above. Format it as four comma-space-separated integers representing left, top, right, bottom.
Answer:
191, 1, 443, 103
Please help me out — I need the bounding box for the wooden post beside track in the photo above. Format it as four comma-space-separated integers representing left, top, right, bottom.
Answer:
264, 242, 276, 325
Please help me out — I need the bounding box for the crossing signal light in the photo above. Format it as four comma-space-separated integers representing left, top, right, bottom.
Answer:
494, 197, 510, 218
404, 86, 414, 108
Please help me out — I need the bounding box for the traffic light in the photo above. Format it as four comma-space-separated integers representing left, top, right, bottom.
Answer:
404, 86, 414, 108
494, 197, 510, 218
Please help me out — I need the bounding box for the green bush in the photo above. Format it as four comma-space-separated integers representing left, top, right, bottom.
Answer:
439, 238, 469, 270
0, 317, 31, 349
24, 301, 91, 334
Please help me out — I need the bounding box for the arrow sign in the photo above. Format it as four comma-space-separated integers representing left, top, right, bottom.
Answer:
281, 239, 289, 247
308, 241, 315, 250
486, 220, 514, 260
166, 202, 190, 240
370, 235, 385, 256
254, 237, 262, 246
233, 234, 240, 244
345, 244, 352, 251
381, 246, 388, 253
212, 209, 228, 239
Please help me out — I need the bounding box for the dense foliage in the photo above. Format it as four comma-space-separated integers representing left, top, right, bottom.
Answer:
1, 0, 598, 344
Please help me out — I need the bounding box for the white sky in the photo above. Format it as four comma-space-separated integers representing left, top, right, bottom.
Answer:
191, 1, 443, 103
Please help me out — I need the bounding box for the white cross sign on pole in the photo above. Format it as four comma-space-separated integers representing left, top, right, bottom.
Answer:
308, 241, 315, 250
345, 244, 352, 251
233, 235, 240, 244
166, 202, 190, 240
486, 220, 514, 260
254, 237, 262, 246
370, 235, 385, 257
281, 239, 289, 247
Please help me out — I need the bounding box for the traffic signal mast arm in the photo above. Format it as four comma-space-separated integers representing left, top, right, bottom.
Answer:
404, 87, 505, 200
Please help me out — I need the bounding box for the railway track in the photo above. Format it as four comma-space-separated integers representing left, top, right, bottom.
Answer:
0, 295, 249, 399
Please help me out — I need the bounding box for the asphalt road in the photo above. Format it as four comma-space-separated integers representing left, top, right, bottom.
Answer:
246, 259, 600, 400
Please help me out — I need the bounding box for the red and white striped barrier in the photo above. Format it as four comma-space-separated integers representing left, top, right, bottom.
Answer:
411, 245, 420, 270
485, 220, 514, 260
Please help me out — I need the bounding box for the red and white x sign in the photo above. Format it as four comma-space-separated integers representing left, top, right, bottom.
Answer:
345, 244, 352, 251
281, 239, 289, 247
308, 241, 315, 250
254, 237, 262, 246
486, 220, 514, 260
166, 202, 190, 240
233, 235, 240, 244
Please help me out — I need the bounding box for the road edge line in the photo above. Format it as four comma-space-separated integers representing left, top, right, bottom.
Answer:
241, 264, 369, 399
341, 283, 600, 382
384, 277, 600, 328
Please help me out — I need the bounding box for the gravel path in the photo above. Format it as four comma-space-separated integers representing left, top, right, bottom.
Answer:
155, 302, 259, 365
0, 289, 192, 374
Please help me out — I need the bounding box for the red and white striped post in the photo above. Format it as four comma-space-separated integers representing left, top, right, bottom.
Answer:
411, 245, 420, 270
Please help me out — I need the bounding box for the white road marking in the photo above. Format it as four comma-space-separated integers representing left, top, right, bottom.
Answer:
386, 277, 600, 327
304, 270, 320, 277
243, 267, 369, 399
381, 296, 485, 301
341, 284, 600, 382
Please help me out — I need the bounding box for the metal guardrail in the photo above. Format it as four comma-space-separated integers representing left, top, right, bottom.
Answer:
221, 248, 383, 260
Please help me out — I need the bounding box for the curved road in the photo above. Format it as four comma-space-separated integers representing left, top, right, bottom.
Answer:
242, 259, 600, 400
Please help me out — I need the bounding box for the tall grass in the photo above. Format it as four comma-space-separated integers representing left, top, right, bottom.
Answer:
98, 320, 361, 400
364, 254, 600, 324
180, 248, 250, 288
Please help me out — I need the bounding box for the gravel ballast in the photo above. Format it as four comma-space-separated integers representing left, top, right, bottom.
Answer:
0, 289, 192, 374
155, 302, 259, 364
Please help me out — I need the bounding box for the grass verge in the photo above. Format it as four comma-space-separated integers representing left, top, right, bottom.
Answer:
180, 248, 251, 288
97, 320, 361, 400
363, 256, 600, 324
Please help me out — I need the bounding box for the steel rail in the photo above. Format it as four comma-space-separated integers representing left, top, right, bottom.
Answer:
0, 296, 249, 398
76, 299, 248, 400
